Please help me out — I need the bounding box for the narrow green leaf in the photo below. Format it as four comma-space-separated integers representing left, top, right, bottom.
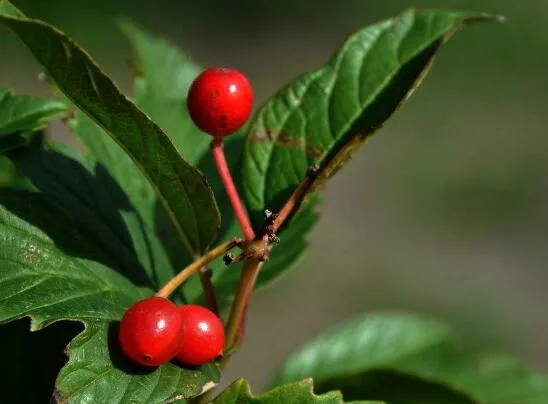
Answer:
0, 0, 221, 255
0, 189, 219, 402
242, 9, 501, 225
0, 89, 66, 135
117, 20, 207, 270
119, 20, 209, 164
273, 312, 548, 404
213, 378, 378, 404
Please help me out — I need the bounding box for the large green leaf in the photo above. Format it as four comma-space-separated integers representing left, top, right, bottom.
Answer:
0, 0, 221, 256
273, 312, 548, 403
119, 20, 208, 165
242, 9, 501, 225
213, 378, 378, 404
56, 322, 219, 403
0, 89, 66, 136
8, 142, 176, 290
0, 189, 219, 402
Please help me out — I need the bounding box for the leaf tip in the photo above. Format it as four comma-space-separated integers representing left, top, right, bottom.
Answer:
472, 12, 506, 23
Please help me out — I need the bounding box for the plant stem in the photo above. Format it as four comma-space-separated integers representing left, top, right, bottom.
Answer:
210, 138, 255, 241
223, 257, 262, 353
271, 171, 316, 234
198, 266, 218, 314
155, 238, 242, 298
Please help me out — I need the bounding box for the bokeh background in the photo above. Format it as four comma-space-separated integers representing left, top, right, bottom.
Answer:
1, 0, 547, 394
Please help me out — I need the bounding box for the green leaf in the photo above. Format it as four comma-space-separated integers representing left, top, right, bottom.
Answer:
0, 0, 221, 256
0, 156, 29, 188
8, 142, 176, 290
0, 89, 66, 136
213, 378, 378, 404
56, 322, 219, 403
118, 20, 206, 270
119, 20, 208, 165
0, 89, 65, 156
273, 312, 548, 404
67, 107, 190, 277
0, 189, 219, 402
66, 111, 188, 302
242, 9, 501, 225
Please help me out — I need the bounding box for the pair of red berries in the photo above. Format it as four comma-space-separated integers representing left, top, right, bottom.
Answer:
118, 297, 224, 367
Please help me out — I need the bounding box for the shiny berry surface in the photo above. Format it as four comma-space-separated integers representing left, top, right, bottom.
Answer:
176, 305, 225, 366
187, 67, 253, 137
118, 297, 183, 367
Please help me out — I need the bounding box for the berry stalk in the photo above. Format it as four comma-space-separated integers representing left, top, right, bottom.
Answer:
155, 238, 242, 298
197, 266, 219, 314
223, 256, 262, 354
210, 138, 255, 241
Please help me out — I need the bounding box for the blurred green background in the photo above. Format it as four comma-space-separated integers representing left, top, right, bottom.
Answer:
1, 0, 547, 392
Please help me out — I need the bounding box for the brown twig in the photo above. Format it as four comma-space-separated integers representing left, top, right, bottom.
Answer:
271, 165, 319, 234
221, 167, 320, 363
155, 238, 242, 298
221, 256, 263, 366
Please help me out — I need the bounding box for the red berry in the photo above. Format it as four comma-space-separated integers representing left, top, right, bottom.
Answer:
176, 305, 225, 366
118, 297, 183, 367
187, 67, 253, 137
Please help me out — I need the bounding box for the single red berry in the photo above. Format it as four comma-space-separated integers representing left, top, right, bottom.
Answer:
176, 305, 225, 366
118, 297, 183, 367
187, 67, 253, 137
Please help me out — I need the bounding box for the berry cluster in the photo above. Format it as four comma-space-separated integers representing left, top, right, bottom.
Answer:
119, 67, 253, 367
119, 297, 224, 367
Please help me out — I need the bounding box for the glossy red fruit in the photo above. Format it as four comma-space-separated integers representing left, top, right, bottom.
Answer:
187, 67, 253, 137
176, 305, 225, 366
118, 297, 183, 367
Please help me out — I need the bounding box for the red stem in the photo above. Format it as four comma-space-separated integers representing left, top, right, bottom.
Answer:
210, 138, 255, 241
198, 266, 219, 315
